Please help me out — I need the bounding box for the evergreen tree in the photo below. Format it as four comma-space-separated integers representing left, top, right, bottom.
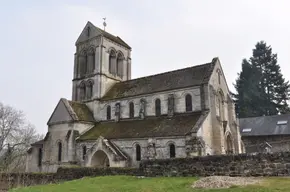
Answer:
233, 41, 290, 118
232, 59, 261, 118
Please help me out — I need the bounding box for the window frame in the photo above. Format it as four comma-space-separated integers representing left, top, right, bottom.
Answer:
185, 94, 193, 112
136, 144, 141, 161
155, 98, 161, 116
169, 143, 176, 158
107, 105, 111, 120
58, 142, 62, 162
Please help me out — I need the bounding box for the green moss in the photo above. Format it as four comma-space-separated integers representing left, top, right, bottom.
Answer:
68, 101, 94, 122
78, 113, 201, 141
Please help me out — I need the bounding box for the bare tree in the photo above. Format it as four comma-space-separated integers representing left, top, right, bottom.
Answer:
0, 102, 42, 172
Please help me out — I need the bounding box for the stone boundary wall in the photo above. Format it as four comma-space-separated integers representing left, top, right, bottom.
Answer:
1, 152, 290, 190
0, 168, 141, 191
141, 152, 290, 177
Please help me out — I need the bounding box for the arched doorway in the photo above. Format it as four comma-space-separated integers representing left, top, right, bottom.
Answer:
91, 150, 110, 167
226, 134, 234, 154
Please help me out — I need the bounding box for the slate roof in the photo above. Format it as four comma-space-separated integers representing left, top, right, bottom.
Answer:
87, 22, 131, 49
239, 114, 290, 136
101, 58, 217, 101
47, 99, 95, 125
101, 29, 131, 49
67, 100, 95, 122
77, 111, 205, 141
31, 139, 44, 146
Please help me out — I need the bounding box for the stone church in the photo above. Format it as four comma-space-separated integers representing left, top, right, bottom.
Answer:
26, 21, 243, 173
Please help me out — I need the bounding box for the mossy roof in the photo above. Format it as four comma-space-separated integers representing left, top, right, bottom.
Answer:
78, 112, 203, 141
101, 59, 216, 101
67, 101, 95, 122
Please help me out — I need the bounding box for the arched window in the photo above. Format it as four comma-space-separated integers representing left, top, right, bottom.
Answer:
155, 98, 161, 116
87, 26, 91, 37
169, 144, 176, 158
92, 52, 95, 71
79, 82, 86, 101
116, 53, 124, 77
136, 144, 141, 161
107, 105, 111, 120
38, 148, 42, 167
82, 145, 87, 160
129, 102, 134, 118
58, 142, 62, 162
87, 81, 93, 99
84, 54, 88, 74
78, 54, 86, 76
185, 94, 192, 112
109, 50, 116, 74
87, 48, 95, 74
217, 69, 221, 84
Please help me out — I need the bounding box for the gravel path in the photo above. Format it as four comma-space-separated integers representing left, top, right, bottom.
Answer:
192, 176, 262, 189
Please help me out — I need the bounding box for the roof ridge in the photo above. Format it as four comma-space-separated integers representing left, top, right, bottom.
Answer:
62, 98, 79, 121
67, 99, 85, 105
87, 21, 131, 49
115, 61, 212, 84
201, 58, 217, 83
239, 113, 290, 120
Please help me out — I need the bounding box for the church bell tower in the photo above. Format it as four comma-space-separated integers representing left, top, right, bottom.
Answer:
71, 21, 132, 103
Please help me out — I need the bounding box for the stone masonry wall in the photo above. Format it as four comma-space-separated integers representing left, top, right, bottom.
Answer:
242, 135, 290, 154
77, 137, 186, 168
2, 152, 290, 190
97, 87, 201, 121
0, 168, 141, 191
142, 152, 290, 177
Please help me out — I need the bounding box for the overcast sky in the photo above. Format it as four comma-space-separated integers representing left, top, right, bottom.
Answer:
1, 0, 290, 134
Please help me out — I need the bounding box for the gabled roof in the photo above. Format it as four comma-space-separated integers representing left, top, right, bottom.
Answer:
76, 21, 131, 49
239, 114, 290, 136
47, 98, 95, 125
77, 111, 206, 141
67, 100, 95, 122
31, 139, 44, 146
101, 58, 217, 101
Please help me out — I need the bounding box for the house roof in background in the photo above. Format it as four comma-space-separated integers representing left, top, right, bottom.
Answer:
239, 114, 290, 136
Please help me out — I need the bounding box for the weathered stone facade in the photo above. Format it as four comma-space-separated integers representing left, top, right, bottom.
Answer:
26, 21, 243, 173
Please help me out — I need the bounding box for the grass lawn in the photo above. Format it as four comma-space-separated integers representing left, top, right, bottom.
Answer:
9, 176, 290, 192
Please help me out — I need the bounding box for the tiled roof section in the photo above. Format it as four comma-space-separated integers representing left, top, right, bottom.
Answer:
89, 22, 130, 49
78, 112, 204, 141
31, 139, 44, 146
101, 59, 216, 101
101, 29, 131, 49
67, 101, 95, 122
239, 114, 290, 136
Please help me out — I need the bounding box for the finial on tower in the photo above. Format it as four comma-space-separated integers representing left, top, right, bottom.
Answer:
103, 17, 107, 31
